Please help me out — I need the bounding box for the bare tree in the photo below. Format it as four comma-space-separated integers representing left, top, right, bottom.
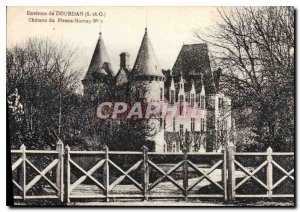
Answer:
7, 38, 81, 148
195, 7, 294, 151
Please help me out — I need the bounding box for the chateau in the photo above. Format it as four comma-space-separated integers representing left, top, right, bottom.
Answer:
82, 28, 232, 152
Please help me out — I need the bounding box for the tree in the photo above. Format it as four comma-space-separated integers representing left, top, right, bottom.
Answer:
107, 119, 157, 151
195, 7, 294, 151
7, 38, 81, 149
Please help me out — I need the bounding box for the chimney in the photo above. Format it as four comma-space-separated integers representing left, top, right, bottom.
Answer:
120, 52, 130, 68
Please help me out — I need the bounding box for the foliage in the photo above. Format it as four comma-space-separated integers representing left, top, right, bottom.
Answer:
195, 7, 294, 151
107, 119, 156, 151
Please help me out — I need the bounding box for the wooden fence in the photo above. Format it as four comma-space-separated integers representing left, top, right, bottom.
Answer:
10, 142, 294, 203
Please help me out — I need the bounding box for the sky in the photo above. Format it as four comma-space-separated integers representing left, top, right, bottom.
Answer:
7, 7, 222, 79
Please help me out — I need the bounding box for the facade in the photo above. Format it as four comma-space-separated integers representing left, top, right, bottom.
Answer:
82, 28, 232, 152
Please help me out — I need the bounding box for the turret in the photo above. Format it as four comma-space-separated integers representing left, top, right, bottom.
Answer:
130, 28, 164, 102
82, 32, 114, 101
130, 28, 165, 151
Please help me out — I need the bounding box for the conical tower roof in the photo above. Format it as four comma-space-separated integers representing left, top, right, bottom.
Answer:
84, 32, 114, 80
132, 28, 163, 77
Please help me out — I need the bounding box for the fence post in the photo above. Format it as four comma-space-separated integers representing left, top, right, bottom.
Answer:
65, 145, 70, 204
226, 142, 235, 202
182, 147, 188, 201
222, 147, 227, 202
56, 139, 64, 202
103, 146, 109, 202
20, 144, 26, 201
141, 146, 149, 201
267, 147, 273, 198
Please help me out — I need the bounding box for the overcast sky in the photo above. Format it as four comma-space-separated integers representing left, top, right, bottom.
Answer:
7, 7, 223, 79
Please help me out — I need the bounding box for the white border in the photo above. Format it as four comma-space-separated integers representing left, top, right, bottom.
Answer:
1, 1, 299, 211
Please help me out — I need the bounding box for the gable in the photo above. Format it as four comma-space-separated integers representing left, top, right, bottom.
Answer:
172, 44, 216, 94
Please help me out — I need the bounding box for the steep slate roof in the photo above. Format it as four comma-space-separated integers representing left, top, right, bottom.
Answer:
172, 44, 216, 94
84, 32, 115, 80
132, 28, 164, 77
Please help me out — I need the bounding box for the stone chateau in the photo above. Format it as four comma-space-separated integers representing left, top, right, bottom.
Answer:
82, 28, 233, 152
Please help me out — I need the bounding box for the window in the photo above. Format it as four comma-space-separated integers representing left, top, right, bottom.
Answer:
179, 95, 184, 115
219, 97, 224, 109
136, 88, 140, 100
191, 94, 195, 107
164, 144, 167, 152
191, 118, 195, 132
200, 95, 205, 109
172, 143, 176, 152
173, 118, 176, 131
160, 87, 163, 101
170, 90, 175, 104
222, 120, 228, 133
160, 112, 163, 128
164, 119, 166, 129
196, 94, 200, 104
180, 124, 184, 135
200, 118, 205, 133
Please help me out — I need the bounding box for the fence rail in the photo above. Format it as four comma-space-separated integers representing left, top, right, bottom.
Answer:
10, 141, 294, 204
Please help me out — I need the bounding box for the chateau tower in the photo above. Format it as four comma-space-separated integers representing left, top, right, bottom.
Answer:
130, 28, 165, 151
82, 32, 114, 102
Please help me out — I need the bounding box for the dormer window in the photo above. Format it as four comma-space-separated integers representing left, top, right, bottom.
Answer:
179, 95, 184, 115
219, 97, 224, 109
170, 90, 175, 104
191, 94, 195, 107
200, 95, 205, 109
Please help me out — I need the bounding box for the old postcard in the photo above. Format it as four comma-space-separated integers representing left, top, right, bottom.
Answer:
6, 6, 295, 206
